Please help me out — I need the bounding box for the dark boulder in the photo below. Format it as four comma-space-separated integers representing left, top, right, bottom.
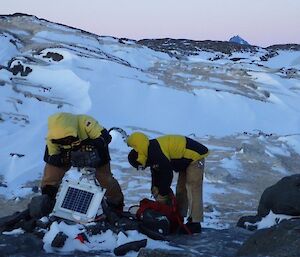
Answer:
9, 62, 32, 76
16, 217, 37, 233
236, 215, 262, 231
237, 219, 300, 257
28, 195, 55, 218
237, 174, 300, 230
43, 52, 64, 61
0, 195, 54, 233
0, 209, 30, 232
257, 174, 300, 217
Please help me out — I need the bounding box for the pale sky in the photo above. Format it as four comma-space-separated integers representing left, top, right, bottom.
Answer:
1, 0, 300, 47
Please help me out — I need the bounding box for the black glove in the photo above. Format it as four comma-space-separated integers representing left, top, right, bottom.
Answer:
44, 146, 70, 167
71, 147, 101, 168
84, 134, 110, 151
100, 129, 112, 146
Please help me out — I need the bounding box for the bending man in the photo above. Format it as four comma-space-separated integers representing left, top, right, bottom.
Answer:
127, 132, 209, 233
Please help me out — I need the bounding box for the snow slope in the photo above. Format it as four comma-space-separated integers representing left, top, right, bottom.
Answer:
1, 14, 300, 254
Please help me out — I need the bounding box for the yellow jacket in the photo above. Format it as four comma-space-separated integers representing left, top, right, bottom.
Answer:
127, 132, 209, 168
46, 112, 104, 156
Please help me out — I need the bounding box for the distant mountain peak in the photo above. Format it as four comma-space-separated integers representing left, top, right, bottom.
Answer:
229, 35, 250, 45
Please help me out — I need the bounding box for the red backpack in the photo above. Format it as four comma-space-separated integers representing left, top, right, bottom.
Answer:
136, 196, 191, 235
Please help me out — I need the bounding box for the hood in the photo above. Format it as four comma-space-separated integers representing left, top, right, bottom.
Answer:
127, 132, 149, 167
47, 112, 78, 140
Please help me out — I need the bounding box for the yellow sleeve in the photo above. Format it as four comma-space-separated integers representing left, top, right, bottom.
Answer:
46, 138, 61, 155
82, 116, 104, 139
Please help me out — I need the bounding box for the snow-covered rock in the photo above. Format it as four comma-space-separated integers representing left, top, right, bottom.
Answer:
237, 219, 300, 257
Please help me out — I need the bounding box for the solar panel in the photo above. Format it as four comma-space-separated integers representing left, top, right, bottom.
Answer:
61, 187, 94, 214
52, 177, 106, 223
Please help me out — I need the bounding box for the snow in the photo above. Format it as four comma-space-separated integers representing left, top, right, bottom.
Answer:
100, 43, 171, 70
0, 32, 20, 64
278, 135, 300, 154
219, 155, 241, 177
2, 228, 24, 235
251, 210, 300, 230
203, 178, 227, 202
265, 145, 291, 157
271, 165, 289, 175
204, 207, 229, 229
43, 220, 181, 256
34, 31, 99, 48
264, 50, 300, 69
27, 66, 92, 113
1, 16, 300, 255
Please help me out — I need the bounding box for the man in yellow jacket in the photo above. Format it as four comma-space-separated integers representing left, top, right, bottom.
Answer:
41, 112, 124, 210
127, 132, 209, 233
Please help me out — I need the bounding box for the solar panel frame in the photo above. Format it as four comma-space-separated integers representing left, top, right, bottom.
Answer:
52, 179, 106, 223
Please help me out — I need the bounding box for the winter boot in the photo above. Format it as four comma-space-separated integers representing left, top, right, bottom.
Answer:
185, 222, 201, 234
179, 221, 201, 234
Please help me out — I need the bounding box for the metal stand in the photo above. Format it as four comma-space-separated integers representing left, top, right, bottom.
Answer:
78, 167, 100, 186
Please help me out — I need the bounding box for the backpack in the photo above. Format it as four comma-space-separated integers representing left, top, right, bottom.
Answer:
135, 196, 190, 236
